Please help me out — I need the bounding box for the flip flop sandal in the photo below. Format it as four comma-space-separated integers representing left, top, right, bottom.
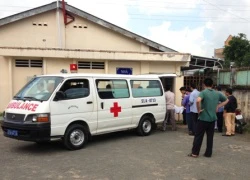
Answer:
187, 153, 198, 158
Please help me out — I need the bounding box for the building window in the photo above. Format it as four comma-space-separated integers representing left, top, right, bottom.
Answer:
78, 61, 91, 69
78, 61, 105, 69
15, 60, 29, 67
92, 62, 105, 69
32, 22, 48, 26
30, 60, 43, 68
15, 59, 43, 68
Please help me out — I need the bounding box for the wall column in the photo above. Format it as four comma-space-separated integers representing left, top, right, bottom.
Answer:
0, 56, 12, 110
43, 58, 47, 75
140, 61, 149, 75
8, 57, 13, 100
105, 60, 109, 74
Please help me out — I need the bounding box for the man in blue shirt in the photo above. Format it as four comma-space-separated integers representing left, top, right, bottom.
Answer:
179, 87, 187, 125
189, 84, 200, 135
182, 87, 192, 135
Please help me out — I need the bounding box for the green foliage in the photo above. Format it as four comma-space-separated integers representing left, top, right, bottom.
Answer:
223, 33, 250, 67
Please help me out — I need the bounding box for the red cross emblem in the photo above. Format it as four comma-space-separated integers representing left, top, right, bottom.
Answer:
110, 102, 121, 117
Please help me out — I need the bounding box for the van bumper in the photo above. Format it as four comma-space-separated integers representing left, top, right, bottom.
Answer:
1, 121, 50, 142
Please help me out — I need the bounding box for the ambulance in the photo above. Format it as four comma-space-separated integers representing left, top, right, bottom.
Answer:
1, 74, 166, 150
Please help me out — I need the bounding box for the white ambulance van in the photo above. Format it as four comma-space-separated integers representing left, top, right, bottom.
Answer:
1, 74, 166, 150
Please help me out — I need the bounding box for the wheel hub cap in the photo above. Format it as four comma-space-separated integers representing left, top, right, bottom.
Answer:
70, 129, 84, 146
143, 120, 151, 133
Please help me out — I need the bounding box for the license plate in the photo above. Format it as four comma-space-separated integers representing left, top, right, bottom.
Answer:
7, 129, 18, 137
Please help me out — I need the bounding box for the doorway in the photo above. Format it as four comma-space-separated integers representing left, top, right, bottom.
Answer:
160, 77, 175, 92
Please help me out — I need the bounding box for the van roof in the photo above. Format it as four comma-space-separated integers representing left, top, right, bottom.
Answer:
37, 73, 176, 79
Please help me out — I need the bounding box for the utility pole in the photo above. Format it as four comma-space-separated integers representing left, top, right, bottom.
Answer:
230, 62, 235, 88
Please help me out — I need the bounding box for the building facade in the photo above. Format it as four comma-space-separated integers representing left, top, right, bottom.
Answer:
0, 1, 190, 111
214, 35, 232, 59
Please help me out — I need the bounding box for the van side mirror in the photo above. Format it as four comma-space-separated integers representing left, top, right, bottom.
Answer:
54, 91, 66, 101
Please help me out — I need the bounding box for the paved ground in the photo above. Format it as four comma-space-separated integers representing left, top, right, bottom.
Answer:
0, 124, 250, 180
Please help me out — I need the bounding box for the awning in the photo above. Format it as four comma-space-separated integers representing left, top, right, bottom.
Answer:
157, 74, 177, 77
181, 55, 224, 71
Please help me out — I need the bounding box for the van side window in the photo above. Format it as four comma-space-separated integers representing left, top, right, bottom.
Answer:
59, 79, 89, 99
130, 80, 162, 97
96, 79, 129, 99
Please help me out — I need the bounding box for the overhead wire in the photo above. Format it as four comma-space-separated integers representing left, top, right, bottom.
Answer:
1, 3, 250, 11
202, 0, 250, 22
0, 1, 250, 23
82, 0, 250, 7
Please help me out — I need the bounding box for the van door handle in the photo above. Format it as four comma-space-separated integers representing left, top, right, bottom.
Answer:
101, 102, 104, 109
87, 101, 93, 104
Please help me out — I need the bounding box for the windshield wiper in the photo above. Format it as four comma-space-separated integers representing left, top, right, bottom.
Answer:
23, 96, 43, 102
13, 96, 24, 100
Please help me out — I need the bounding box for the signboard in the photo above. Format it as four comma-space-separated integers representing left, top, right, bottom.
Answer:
70, 64, 78, 73
116, 68, 133, 75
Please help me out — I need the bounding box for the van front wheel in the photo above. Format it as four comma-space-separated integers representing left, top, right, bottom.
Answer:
137, 116, 153, 136
63, 124, 88, 150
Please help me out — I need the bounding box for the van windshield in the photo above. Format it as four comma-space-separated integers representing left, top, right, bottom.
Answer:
14, 76, 63, 101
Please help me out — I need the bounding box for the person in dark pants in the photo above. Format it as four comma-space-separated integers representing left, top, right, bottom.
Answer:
189, 84, 200, 135
162, 86, 176, 131
223, 88, 238, 136
215, 86, 224, 133
188, 78, 228, 158
179, 87, 187, 125
182, 87, 193, 135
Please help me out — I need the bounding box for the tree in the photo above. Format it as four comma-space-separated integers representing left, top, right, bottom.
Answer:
223, 33, 250, 68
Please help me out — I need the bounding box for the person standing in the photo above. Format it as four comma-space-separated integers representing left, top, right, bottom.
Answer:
182, 87, 193, 135
162, 86, 176, 131
215, 86, 224, 133
188, 78, 228, 158
189, 84, 200, 135
179, 87, 187, 125
223, 88, 237, 136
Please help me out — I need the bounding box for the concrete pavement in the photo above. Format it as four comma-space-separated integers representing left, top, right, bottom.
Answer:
0, 125, 250, 180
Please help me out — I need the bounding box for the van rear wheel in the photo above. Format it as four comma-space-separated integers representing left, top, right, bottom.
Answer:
137, 116, 153, 136
63, 124, 88, 150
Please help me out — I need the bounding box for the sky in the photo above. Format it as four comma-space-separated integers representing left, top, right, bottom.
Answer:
0, 0, 250, 57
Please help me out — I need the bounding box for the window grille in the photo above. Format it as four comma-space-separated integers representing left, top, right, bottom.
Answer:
92, 62, 105, 69
15, 59, 43, 68
78, 61, 105, 69
78, 61, 91, 69
30, 60, 43, 68
15, 60, 29, 67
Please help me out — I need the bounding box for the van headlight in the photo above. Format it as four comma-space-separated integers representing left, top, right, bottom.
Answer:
26, 113, 50, 123
32, 115, 38, 122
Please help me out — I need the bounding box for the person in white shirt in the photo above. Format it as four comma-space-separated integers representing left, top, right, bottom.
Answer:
162, 86, 176, 131
189, 84, 200, 135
